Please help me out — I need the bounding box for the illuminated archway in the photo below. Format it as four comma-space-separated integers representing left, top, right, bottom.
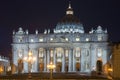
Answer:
56, 62, 62, 72
38, 48, 45, 72
18, 59, 23, 73
96, 59, 103, 74
76, 62, 80, 71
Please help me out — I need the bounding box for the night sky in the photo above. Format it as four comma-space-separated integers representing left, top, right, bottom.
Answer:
0, 0, 119, 57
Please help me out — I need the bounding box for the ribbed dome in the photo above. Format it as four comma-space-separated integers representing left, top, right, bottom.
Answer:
59, 14, 80, 24
54, 3, 84, 34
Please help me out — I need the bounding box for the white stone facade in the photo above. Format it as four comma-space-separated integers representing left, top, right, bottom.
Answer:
12, 3, 109, 74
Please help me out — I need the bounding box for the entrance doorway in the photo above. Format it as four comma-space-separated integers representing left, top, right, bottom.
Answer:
65, 65, 68, 72
96, 60, 102, 74
76, 63, 80, 71
39, 63, 44, 72
56, 62, 62, 72
18, 59, 23, 73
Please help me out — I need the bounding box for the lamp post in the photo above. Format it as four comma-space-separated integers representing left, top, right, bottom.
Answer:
24, 51, 36, 79
47, 62, 56, 80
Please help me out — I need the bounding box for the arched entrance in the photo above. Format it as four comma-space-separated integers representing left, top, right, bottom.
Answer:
18, 59, 23, 73
76, 62, 80, 71
56, 62, 62, 72
65, 64, 68, 72
56, 47, 64, 72
96, 60, 103, 74
39, 63, 44, 72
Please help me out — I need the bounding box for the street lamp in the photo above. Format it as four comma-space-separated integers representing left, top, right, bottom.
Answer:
24, 51, 36, 78
47, 62, 56, 80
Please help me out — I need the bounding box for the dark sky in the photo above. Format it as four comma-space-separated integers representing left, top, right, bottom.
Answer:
0, 0, 119, 56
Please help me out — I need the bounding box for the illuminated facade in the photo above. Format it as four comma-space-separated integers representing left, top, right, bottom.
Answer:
12, 3, 109, 74
0, 55, 9, 74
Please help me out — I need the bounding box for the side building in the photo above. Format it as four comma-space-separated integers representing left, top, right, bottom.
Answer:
0, 55, 10, 75
112, 43, 120, 79
12, 3, 110, 75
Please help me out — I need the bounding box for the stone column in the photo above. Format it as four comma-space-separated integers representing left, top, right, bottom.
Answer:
23, 48, 29, 73
86, 49, 90, 72
53, 48, 56, 72
62, 49, 65, 72
47, 48, 50, 72
103, 48, 107, 65
90, 46, 97, 71
13, 48, 19, 72
79, 48, 81, 72
73, 48, 76, 72
81, 48, 84, 72
44, 49, 47, 72
33, 48, 38, 72
68, 48, 72, 72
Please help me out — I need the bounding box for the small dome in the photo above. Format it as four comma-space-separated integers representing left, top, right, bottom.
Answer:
54, 3, 84, 33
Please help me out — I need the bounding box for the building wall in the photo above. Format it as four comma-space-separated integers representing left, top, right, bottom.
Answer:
113, 44, 120, 78
12, 27, 109, 74
0, 55, 9, 75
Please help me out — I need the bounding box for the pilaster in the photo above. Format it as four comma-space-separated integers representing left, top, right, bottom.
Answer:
73, 48, 76, 72
68, 48, 73, 72
47, 48, 50, 72
53, 48, 56, 72
62, 49, 65, 72
44, 48, 47, 72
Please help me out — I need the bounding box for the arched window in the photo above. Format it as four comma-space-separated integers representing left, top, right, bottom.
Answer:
97, 48, 102, 57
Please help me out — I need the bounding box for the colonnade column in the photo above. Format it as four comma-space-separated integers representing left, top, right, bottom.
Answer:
90, 46, 96, 71
68, 48, 73, 72
81, 48, 85, 72
62, 49, 65, 72
53, 48, 56, 72
33, 48, 38, 72
44, 49, 47, 72
73, 49, 76, 72
47, 48, 50, 72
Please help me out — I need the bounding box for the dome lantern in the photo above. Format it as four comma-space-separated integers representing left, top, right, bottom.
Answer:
66, 2, 74, 15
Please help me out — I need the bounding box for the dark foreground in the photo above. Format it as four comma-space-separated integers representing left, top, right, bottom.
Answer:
0, 72, 109, 80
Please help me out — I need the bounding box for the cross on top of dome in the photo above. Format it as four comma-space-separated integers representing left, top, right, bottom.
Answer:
66, 1, 74, 15
68, 1, 71, 9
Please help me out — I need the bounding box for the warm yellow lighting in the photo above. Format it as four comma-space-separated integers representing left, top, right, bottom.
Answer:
33, 57, 36, 61
23, 51, 36, 78
0, 66, 3, 73
108, 68, 113, 72
28, 51, 32, 56
0, 67, 3, 73
47, 62, 56, 70
23, 57, 27, 61
47, 62, 56, 80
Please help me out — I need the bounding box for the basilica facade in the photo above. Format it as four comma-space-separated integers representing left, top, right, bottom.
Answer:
12, 3, 109, 74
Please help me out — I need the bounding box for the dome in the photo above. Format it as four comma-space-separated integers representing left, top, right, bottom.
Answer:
54, 3, 84, 34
